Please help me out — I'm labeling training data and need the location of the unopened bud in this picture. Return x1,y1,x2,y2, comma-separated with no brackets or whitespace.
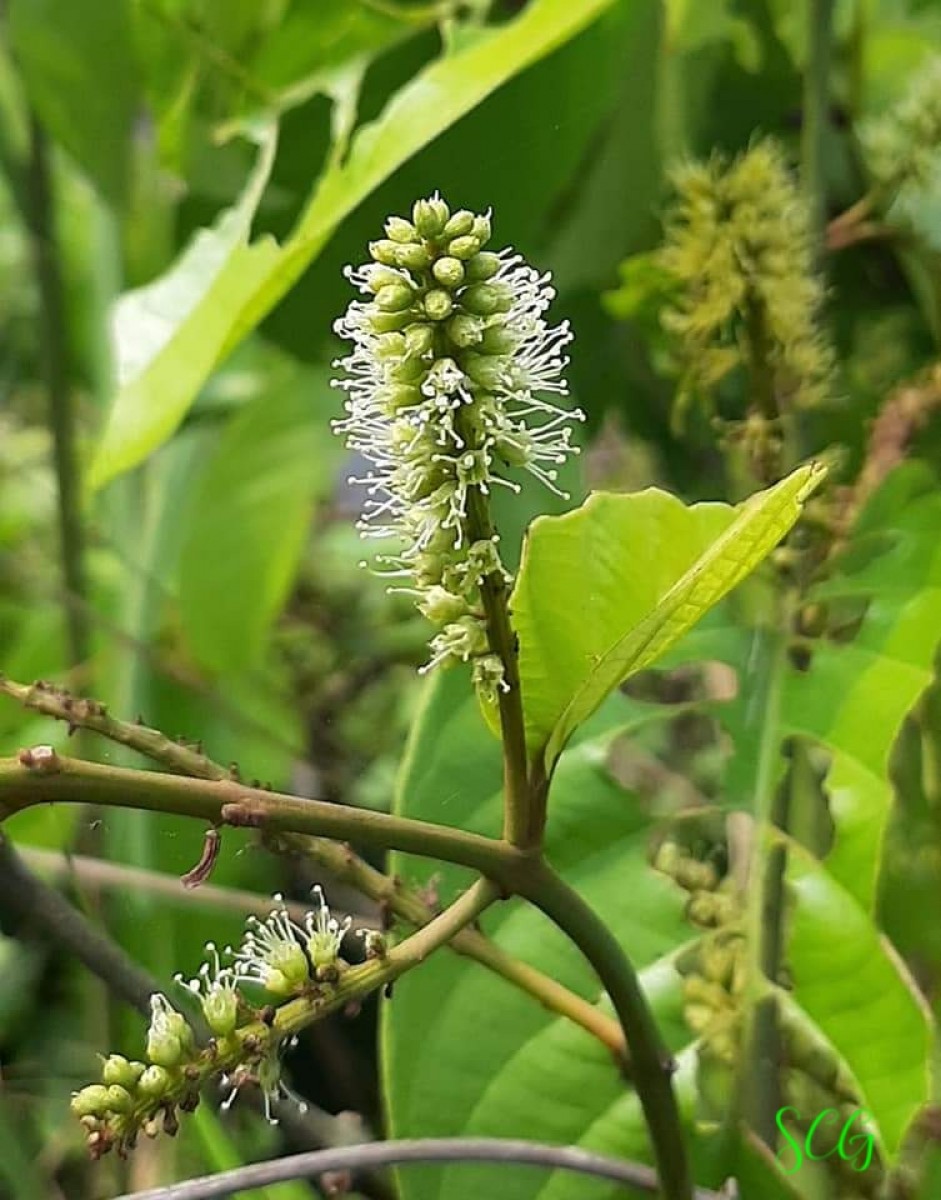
432,256,465,288
385,217,418,243
413,196,450,237
443,209,475,238
424,289,454,321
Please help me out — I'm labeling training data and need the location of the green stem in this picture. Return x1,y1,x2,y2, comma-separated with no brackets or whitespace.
802,0,836,256
272,831,627,1057
23,115,90,670
464,487,535,848
519,860,693,1200
0,753,522,884
737,622,790,1146
0,673,625,1055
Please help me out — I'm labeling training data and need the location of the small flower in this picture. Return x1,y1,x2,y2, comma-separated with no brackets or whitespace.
332,193,584,677
221,1043,309,1125
230,895,312,996
230,889,352,995
862,58,941,195
146,993,194,1068
306,884,352,974
175,942,240,1037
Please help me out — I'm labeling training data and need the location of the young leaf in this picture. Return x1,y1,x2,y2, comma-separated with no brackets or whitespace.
508,463,824,772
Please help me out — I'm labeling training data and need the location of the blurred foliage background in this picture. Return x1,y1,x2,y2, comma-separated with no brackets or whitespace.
1,1,941,1198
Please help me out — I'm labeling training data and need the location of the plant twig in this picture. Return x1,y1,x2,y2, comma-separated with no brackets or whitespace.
736,624,791,1146
271,831,627,1058
0,751,523,884
18,847,379,930
521,860,693,1200
111,1137,726,1200
463,486,535,848
22,116,89,669
802,0,835,255
0,676,237,781
0,675,626,1055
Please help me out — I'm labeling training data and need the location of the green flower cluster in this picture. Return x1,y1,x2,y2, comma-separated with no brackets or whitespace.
654,841,745,1067
656,140,834,417
333,194,583,699
862,57,941,195
70,891,355,1157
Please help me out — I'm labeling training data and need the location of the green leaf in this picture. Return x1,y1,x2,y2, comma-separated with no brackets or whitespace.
787,842,934,1159
782,473,941,908
8,0,138,208
89,124,280,489
89,0,620,488
508,464,823,771
177,359,340,674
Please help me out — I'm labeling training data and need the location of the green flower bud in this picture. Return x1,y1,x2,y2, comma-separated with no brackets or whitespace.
383,384,422,411
71,1084,112,1119
423,289,454,321
365,265,403,292
138,1065,172,1099
479,325,518,355
432,256,465,288
464,251,501,282
684,1002,715,1035
405,323,435,356
376,332,407,360
375,282,414,312
385,216,418,243
369,310,412,334
203,985,239,1038
369,239,401,266
495,428,533,467
101,1054,145,1089
146,995,193,1069
389,355,427,384
394,243,432,271
463,353,506,390
461,282,513,316
105,1085,133,1114
413,195,450,237
447,313,484,347
443,209,475,237
471,214,492,244
418,585,468,624
448,235,481,260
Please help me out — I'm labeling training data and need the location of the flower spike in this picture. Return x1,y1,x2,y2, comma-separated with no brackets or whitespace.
332,193,584,684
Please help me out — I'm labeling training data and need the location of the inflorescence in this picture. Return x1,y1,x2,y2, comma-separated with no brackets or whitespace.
332,194,584,699
70,888,359,1158
661,140,834,414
